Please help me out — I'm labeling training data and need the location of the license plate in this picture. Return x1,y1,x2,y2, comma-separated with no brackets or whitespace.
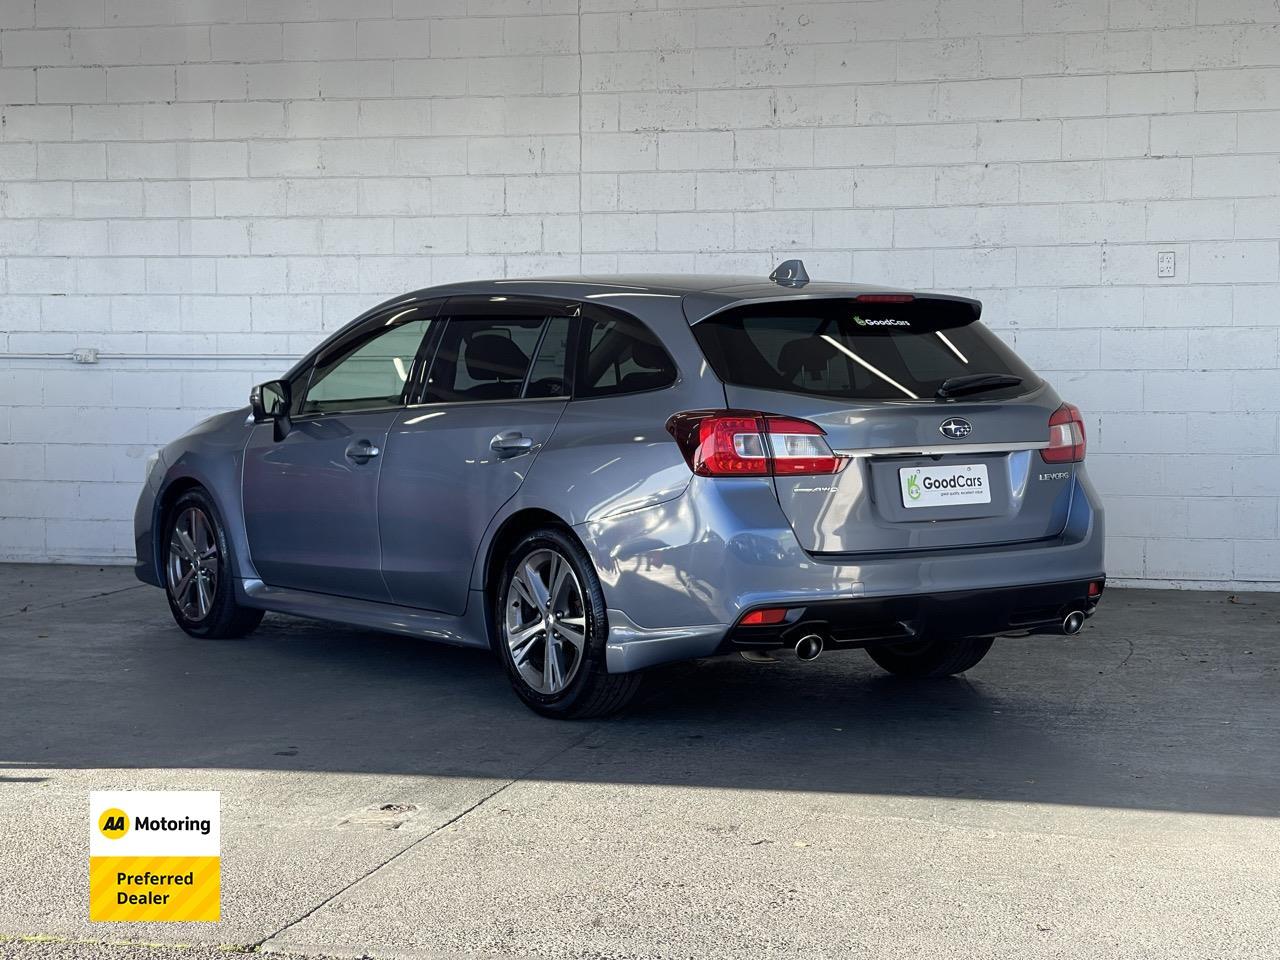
900,464,991,508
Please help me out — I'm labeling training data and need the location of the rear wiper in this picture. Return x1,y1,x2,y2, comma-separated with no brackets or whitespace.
936,373,1023,399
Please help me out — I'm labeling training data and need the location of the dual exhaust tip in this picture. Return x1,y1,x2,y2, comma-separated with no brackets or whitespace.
757,613,1082,666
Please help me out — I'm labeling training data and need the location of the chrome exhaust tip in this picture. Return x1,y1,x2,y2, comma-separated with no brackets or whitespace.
794,634,824,662
1061,610,1085,635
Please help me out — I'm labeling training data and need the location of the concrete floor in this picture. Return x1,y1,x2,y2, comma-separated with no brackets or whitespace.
0,563,1277,959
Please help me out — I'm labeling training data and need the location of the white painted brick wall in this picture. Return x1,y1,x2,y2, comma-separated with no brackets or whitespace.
1,0,1279,587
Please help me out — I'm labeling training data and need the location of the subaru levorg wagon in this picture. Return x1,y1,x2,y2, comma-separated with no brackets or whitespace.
134,261,1105,718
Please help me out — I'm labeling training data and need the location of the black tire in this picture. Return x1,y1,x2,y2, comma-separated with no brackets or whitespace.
865,635,994,678
162,488,263,640
492,526,641,719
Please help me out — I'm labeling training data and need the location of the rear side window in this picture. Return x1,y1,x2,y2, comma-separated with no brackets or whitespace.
423,317,546,403
526,316,571,399
576,314,677,398
693,299,1038,402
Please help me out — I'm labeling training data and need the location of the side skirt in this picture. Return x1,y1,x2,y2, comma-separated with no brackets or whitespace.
237,578,490,649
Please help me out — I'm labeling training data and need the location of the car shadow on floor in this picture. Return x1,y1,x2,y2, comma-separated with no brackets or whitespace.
2,573,1278,818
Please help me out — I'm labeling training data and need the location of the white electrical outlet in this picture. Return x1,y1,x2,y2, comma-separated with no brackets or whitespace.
1157,251,1176,278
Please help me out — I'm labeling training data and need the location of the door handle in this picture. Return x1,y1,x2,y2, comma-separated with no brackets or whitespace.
344,440,381,464
490,432,535,458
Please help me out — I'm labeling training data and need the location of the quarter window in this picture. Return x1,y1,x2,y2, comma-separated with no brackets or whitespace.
301,309,434,415
576,315,677,398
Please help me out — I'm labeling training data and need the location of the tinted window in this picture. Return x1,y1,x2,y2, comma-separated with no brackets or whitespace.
693,299,1038,402
526,316,571,399
301,310,434,414
423,317,545,403
576,314,677,398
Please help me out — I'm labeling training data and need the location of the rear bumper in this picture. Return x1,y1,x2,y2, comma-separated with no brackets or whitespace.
727,578,1104,654
581,469,1106,673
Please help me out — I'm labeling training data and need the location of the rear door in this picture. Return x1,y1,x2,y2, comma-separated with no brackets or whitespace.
377,296,576,613
693,296,1073,555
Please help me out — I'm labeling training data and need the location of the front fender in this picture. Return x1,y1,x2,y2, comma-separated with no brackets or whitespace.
134,409,259,588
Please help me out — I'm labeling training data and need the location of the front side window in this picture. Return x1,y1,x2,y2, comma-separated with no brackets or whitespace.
693,299,1038,402
576,314,677,398
301,308,435,415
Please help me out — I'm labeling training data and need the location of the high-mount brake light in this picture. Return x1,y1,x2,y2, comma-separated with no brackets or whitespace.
666,411,846,477
855,293,915,303
1042,402,1086,463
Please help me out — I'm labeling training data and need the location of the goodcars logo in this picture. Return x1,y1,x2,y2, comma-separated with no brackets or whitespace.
921,473,984,490
852,315,911,327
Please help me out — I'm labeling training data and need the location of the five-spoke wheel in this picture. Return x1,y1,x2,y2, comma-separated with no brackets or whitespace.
504,548,587,695
495,527,642,719
166,505,219,622
162,488,263,639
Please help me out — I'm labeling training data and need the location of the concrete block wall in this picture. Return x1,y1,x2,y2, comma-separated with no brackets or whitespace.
1,0,1278,587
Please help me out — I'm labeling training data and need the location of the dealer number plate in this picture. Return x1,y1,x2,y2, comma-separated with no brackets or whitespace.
900,463,991,508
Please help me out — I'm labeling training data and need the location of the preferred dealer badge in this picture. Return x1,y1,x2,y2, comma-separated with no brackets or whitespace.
89,791,220,922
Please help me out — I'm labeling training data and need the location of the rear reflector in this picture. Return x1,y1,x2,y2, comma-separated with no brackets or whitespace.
739,607,788,626
1088,581,1104,598
667,411,846,477
1042,402,1086,463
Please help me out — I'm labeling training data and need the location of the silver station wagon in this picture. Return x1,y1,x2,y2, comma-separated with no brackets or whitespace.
135,262,1105,718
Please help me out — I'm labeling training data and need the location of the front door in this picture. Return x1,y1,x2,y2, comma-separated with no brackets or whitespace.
378,297,576,613
242,301,440,601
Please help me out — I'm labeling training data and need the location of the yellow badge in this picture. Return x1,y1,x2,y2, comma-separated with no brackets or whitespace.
89,791,220,922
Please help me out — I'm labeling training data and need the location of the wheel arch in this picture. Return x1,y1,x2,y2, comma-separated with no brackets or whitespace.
477,507,586,648
481,507,578,596
151,475,245,584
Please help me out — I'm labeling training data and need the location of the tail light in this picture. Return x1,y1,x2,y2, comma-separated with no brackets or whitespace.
1042,403,1086,463
666,411,845,477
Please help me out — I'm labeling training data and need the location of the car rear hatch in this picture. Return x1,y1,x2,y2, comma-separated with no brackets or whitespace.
691,294,1077,556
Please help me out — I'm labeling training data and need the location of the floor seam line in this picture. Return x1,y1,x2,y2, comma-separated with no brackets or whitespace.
0,583,148,621
253,725,602,952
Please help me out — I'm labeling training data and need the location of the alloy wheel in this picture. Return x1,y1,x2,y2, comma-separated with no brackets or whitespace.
504,548,587,695
166,506,219,622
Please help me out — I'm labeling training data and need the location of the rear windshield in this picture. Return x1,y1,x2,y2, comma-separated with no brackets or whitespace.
693,298,1038,402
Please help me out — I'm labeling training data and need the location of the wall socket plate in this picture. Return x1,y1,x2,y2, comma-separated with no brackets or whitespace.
1157,251,1176,278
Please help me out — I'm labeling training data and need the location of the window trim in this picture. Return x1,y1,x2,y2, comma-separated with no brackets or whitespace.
290,299,445,421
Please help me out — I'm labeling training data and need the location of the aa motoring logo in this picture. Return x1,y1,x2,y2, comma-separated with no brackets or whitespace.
98,808,212,839
89,791,220,922
98,808,129,840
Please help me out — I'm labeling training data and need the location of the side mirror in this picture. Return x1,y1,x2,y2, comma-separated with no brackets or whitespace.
250,380,292,441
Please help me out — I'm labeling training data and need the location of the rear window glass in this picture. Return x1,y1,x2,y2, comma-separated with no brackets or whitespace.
693,299,1038,402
